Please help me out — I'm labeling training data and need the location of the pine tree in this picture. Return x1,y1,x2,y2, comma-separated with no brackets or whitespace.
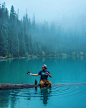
32,13,35,30
23,14,29,54
9,5,19,57
18,20,25,56
0,2,9,56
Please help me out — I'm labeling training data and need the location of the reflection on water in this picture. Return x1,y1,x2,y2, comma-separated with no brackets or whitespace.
0,84,86,108
40,87,51,105
0,57,86,84
0,57,86,108
0,90,9,108
0,87,52,107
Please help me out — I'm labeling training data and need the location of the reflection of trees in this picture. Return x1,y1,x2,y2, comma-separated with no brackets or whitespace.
0,87,51,107
40,87,52,105
0,89,20,108
26,87,52,106
10,90,19,108
0,90,9,108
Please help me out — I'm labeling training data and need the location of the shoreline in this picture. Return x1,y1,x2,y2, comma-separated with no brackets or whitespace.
0,57,27,61
0,55,85,61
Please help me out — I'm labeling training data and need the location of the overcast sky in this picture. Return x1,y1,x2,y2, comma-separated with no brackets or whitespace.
0,0,86,22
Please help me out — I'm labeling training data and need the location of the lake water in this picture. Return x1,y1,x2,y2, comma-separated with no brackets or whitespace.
0,57,86,108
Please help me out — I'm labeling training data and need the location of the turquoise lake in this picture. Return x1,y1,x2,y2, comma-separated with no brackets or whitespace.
0,57,86,108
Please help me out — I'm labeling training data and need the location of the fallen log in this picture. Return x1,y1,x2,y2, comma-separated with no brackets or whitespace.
0,81,86,90
0,83,39,90
0,79,39,90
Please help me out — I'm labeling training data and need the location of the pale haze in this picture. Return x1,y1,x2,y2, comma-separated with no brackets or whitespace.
0,0,86,22
0,0,86,59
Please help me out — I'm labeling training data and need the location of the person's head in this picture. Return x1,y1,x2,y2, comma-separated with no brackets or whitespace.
42,64,47,71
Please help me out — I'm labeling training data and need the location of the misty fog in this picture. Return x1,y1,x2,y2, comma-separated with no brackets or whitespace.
0,1,86,57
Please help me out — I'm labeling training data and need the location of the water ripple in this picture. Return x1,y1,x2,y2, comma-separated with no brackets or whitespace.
8,84,86,99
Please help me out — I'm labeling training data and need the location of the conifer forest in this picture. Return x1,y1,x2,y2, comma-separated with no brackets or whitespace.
0,2,86,57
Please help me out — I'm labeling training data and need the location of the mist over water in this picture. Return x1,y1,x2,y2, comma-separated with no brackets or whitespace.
0,1,86,108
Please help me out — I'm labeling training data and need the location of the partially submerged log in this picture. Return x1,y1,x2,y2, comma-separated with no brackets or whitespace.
52,82,86,87
0,83,39,90
0,79,39,90
0,82,86,90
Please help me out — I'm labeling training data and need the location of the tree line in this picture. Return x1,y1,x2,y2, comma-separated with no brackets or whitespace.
0,3,57,57
0,3,34,57
0,2,86,57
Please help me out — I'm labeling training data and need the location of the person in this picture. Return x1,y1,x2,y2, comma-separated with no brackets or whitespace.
29,64,52,88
